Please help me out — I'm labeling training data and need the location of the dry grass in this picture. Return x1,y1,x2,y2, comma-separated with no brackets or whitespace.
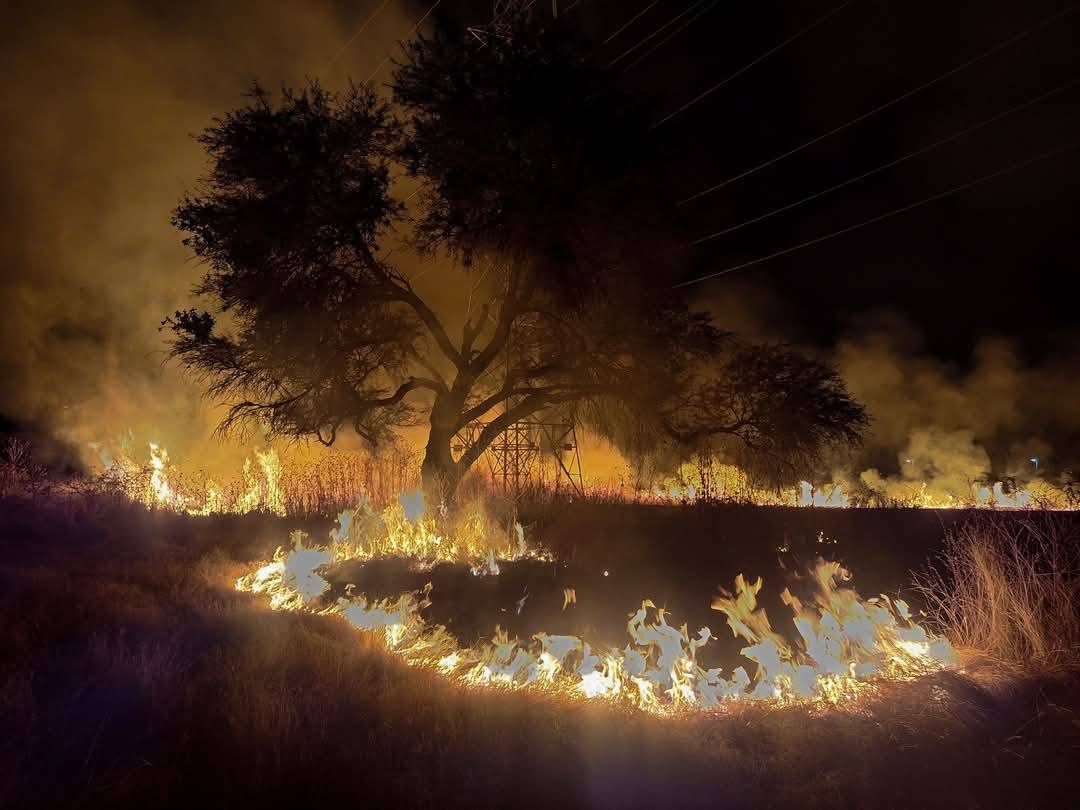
2,499,1080,808
280,447,419,515
916,515,1080,681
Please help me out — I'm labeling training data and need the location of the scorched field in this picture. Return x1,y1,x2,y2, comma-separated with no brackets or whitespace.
3,487,1079,809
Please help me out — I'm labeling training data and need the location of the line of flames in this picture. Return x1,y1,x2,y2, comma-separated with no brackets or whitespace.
234,497,955,714
105,442,287,516
111,443,1072,517
648,462,1073,509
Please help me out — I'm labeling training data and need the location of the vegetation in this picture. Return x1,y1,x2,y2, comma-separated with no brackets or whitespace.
916,516,1080,680
2,495,1079,808
167,21,866,502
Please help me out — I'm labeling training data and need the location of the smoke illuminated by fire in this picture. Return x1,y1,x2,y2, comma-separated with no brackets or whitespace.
107,442,1076,517
644,459,1074,510
235,499,955,714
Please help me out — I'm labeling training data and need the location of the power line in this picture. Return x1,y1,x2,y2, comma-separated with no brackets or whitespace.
364,0,443,84
606,0,711,69
603,0,660,45
468,1,550,48
692,73,1080,245
678,1,1080,205
653,0,856,129
490,0,542,33
674,136,1080,288
326,0,395,71
504,0,542,23
622,0,720,73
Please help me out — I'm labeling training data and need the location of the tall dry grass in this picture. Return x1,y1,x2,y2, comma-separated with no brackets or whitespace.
915,515,1080,677
280,448,420,515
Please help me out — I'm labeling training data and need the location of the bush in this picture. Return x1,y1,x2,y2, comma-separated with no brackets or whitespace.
915,515,1080,677
0,438,52,498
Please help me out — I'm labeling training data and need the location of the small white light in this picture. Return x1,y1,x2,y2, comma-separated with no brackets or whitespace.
603,570,609,577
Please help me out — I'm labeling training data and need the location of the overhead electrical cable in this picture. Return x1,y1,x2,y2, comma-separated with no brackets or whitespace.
364,0,443,83
490,0,542,31
652,0,857,128
603,0,661,45
692,73,1080,245
677,1,1080,205
622,0,721,72
326,0,395,71
673,137,1080,288
606,0,711,68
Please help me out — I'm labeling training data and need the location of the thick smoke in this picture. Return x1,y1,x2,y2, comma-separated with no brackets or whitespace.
835,312,1079,493
700,279,1079,491
2,2,1075,489
0,1,416,471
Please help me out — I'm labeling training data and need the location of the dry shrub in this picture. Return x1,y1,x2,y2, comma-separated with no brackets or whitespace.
915,515,1080,676
0,438,53,498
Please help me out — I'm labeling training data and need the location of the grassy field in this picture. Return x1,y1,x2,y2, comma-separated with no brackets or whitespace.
2,497,1079,808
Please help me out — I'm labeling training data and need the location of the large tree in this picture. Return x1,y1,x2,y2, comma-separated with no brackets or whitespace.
168,20,866,501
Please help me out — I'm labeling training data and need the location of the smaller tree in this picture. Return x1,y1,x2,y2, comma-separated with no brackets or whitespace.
659,342,869,484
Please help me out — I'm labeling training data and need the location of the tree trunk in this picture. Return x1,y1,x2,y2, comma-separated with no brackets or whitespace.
420,430,461,506
420,394,464,506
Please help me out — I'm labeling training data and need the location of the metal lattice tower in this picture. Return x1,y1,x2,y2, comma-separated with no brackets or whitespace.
488,420,540,495
454,0,582,498
468,1,560,44
490,309,584,497
536,418,584,496
453,415,584,498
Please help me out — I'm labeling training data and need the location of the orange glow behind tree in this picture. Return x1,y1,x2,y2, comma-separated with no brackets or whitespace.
166,21,866,504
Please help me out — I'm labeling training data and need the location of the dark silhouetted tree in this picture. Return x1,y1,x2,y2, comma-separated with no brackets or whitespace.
168,21,866,501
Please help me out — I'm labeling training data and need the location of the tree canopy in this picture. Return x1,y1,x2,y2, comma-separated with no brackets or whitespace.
168,20,866,499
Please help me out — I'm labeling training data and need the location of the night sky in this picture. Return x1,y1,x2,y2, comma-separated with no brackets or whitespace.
1,0,1078,472
438,0,1080,363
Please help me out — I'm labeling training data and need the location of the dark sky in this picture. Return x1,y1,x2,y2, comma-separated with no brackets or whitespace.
439,0,1080,477
1,0,1077,475
431,0,1080,363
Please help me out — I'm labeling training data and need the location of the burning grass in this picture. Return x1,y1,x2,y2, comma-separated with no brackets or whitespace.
14,437,1072,520
96,442,420,517
236,499,956,713
2,496,1079,807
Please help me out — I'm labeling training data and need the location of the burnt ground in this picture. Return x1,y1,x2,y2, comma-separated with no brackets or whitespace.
3,496,1080,809
324,504,1032,672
